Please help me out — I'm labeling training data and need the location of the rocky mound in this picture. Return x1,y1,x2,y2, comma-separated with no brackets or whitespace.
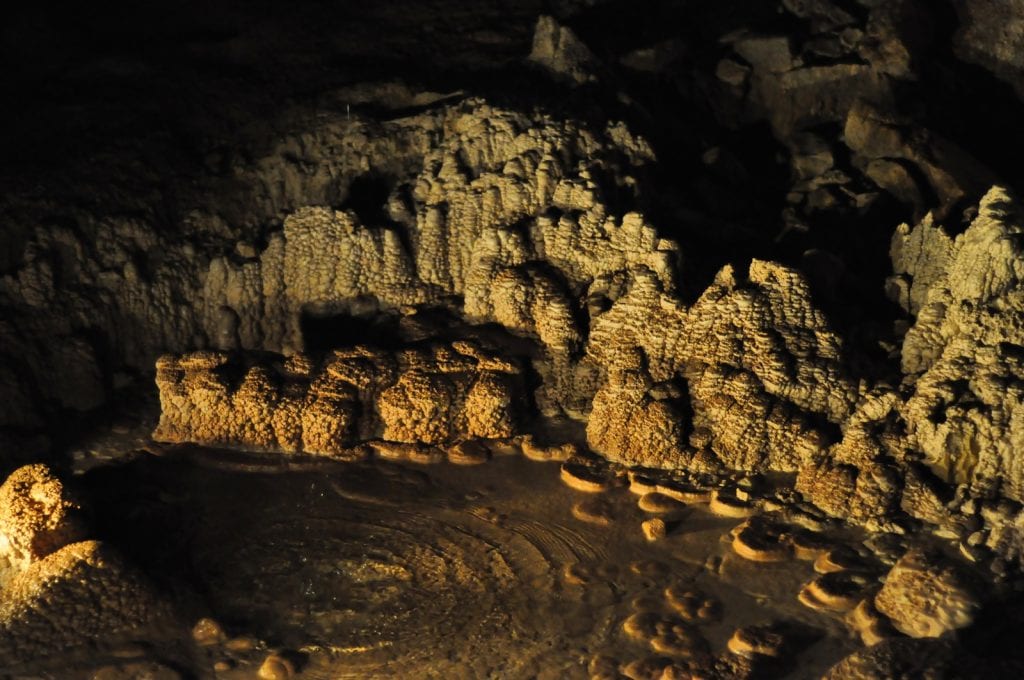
0,465,177,671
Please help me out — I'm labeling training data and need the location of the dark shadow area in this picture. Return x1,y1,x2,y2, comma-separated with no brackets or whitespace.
300,305,405,352
908,0,1024,200
339,174,394,226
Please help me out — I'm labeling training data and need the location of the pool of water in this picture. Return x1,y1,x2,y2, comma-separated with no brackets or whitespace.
80,448,858,678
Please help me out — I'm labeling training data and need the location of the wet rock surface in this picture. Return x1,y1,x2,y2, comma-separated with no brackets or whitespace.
74,448,866,678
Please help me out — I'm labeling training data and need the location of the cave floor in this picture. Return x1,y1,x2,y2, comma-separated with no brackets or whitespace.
78,444,862,679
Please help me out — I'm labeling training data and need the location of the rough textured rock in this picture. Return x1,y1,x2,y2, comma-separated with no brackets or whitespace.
0,98,668,444
527,15,599,85
823,637,956,680
954,0,1024,100
7,2,1024,674
0,540,174,667
200,101,667,417
585,355,691,469
679,261,857,472
887,213,956,315
796,388,907,530
585,258,857,472
584,270,691,467
0,464,88,573
874,547,981,638
153,342,524,453
898,187,1024,501
796,456,902,532
0,466,175,670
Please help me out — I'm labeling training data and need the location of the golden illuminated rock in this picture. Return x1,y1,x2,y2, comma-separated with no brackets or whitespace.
798,572,868,613
586,360,691,469
587,259,856,472
791,386,905,529
708,490,756,518
0,466,175,667
896,187,1024,502
637,492,685,515
641,518,667,541
680,260,857,472
731,516,792,563
153,341,524,454
191,617,226,646
200,101,667,420
5,5,1024,675
0,540,173,665
0,464,87,573
873,547,980,638
519,436,576,462
559,460,611,493
845,599,894,647
795,456,902,532
258,653,296,680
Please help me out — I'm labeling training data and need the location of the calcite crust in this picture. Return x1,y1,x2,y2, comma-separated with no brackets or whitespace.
0,466,174,668
153,342,524,454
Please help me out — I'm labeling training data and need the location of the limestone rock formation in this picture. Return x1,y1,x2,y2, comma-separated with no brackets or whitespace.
795,388,908,530
954,0,1024,100
874,547,981,638
585,258,857,472
0,464,88,574
0,98,669,447
823,638,956,680
0,540,174,667
527,15,599,85
6,3,1024,673
678,260,857,472
153,342,524,454
583,270,691,468
585,355,691,469
887,213,956,316
199,101,668,417
897,187,1024,501
0,465,175,670
795,456,902,532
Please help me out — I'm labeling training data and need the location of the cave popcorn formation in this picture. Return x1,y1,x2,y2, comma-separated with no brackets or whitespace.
4,0,1024,676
